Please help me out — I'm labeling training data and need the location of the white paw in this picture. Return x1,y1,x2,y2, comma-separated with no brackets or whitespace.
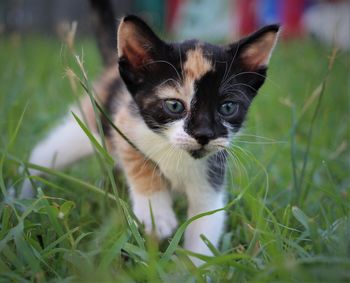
132,190,178,239
134,202,178,239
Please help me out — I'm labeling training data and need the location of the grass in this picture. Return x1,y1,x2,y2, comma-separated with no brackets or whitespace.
0,33,349,282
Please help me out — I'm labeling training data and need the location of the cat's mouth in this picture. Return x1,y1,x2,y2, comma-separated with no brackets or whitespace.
188,148,210,159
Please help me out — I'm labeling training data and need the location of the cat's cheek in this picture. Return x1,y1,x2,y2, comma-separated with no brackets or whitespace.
207,137,231,152
165,120,183,145
165,119,198,151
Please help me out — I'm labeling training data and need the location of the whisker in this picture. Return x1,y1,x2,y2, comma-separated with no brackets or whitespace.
222,42,240,84
157,78,182,90
234,140,287,145
149,144,174,185
135,142,169,184
226,148,249,185
220,60,229,85
227,71,282,90
176,145,183,174
228,144,270,201
236,133,281,141
178,45,185,82
219,88,251,104
222,150,236,188
143,60,182,82
221,71,268,89
230,83,259,93
218,145,249,184
219,69,283,102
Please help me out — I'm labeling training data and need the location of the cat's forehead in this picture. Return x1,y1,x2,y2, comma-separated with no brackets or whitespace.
182,45,213,82
154,42,226,104
177,41,231,79
179,40,224,57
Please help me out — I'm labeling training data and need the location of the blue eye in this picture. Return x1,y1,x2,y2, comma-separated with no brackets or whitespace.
164,99,185,114
218,101,239,116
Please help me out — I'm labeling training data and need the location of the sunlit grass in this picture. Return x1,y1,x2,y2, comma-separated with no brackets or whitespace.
0,34,349,282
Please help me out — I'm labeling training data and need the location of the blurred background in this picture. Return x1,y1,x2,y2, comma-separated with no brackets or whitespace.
1,0,349,48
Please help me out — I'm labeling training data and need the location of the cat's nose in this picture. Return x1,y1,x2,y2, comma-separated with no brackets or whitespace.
192,128,215,145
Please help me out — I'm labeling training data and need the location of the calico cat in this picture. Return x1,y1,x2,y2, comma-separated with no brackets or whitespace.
20,8,279,265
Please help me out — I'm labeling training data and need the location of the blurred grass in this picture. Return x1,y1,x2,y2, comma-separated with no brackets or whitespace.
0,34,349,282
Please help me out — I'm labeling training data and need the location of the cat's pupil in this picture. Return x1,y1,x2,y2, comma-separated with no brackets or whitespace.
219,102,238,116
165,100,185,114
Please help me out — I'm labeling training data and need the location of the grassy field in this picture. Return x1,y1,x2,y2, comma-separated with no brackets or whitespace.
0,34,349,282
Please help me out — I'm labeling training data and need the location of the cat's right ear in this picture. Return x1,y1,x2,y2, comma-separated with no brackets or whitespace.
117,15,164,70
232,24,280,71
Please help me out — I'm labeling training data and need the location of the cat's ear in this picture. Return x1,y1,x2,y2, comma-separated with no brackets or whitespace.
233,24,280,70
117,15,165,69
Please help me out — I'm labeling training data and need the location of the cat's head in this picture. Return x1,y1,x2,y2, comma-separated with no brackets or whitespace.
117,15,279,159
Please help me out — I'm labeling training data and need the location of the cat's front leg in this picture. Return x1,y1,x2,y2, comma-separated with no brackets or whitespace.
117,142,177,239
130,188,177,239
184,186,226,265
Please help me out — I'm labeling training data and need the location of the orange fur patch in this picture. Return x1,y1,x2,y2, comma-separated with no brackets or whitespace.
181,47,213,100
155,85,185,101
118,141,168,195
184,47,213,81
112,97,168,195
154,47,213,107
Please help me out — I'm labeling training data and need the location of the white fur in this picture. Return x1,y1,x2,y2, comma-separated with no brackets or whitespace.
130,189,177,239
20,111,97,198
124,116,227,263
129,119,203,190
167,120,200,152
185,188,225,265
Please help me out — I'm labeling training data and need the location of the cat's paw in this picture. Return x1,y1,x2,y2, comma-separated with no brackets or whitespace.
132,192,178,239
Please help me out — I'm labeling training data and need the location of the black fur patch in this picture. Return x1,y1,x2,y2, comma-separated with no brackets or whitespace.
207,150,228,190
89,0,117,67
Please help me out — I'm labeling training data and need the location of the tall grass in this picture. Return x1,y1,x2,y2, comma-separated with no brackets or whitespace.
0,34,349,282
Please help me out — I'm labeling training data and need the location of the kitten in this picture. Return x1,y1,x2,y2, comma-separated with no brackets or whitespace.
20,14,279,265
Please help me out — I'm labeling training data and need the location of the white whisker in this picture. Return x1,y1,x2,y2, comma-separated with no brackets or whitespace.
143,60,182,82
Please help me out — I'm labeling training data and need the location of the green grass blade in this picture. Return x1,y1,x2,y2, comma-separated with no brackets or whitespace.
120,201,145,250
72,112,114,165
160,207,225,264
292,206,310,232
97,231,130,271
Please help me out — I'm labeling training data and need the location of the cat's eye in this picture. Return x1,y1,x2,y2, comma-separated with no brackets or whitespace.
164,99,185,115
218,101,239,116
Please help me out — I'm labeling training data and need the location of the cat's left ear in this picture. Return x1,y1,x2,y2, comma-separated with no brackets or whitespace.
117,15,165,69
234,24,280,70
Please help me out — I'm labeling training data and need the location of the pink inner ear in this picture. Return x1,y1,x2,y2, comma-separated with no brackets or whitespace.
118,21,151,69
241,32,277,70
123,40,150,69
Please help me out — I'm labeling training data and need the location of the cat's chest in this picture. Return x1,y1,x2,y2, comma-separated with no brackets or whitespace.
153,147,207,190
114,104,210,190
133,126,208,190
